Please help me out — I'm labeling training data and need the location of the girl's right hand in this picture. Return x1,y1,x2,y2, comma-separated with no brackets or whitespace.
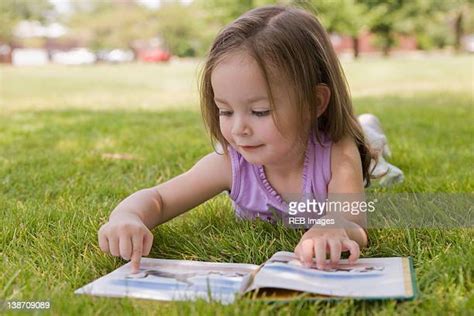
98,214,154,273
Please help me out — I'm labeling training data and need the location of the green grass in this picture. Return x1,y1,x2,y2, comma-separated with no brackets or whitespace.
1,55,473,315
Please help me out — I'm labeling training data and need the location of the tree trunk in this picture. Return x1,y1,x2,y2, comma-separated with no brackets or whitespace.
454,11,463,53
352,36,359,59
382,32,394,57
382,44,390,57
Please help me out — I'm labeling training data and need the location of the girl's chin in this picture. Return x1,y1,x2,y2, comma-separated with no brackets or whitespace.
239,153,265,165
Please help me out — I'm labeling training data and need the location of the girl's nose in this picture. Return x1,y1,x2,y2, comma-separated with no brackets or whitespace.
231,116,250,136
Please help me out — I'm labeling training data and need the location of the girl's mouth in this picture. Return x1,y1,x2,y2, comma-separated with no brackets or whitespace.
240,144,264,151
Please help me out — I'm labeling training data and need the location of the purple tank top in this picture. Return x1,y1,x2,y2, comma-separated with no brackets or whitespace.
227,131,332,221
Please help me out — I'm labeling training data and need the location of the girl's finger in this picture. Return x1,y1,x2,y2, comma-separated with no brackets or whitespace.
342,240,360,263
314,238,327,269
300,239,314,266
119,236,132,260
143,231,153,256
98,232,110,254
109,235,120,257
328,239,341,265
130,234,144,273
294,243,301,257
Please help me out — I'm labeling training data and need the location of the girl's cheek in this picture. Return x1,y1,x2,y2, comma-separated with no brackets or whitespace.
219,121,232,142
219,118,226,132
261,117,280,136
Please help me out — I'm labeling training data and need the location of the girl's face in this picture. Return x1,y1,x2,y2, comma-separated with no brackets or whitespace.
211,52,306,166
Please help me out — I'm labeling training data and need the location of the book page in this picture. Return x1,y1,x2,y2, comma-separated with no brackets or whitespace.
248,251,413,299
75,257,259,304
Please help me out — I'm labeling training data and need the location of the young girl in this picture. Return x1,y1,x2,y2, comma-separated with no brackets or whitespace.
99,5,374,273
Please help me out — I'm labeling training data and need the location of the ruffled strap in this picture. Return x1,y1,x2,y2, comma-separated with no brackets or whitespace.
256,165,285,205
301,134,314,194
256,134,314,206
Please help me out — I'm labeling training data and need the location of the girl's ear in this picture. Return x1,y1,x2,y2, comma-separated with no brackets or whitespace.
315,84,331,117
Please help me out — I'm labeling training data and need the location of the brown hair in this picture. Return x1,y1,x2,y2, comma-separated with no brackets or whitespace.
199,5,373,186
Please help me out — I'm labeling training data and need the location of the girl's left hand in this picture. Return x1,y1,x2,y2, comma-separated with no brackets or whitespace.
294,226,360,269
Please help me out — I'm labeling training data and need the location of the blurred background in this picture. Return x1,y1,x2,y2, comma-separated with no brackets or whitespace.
0,0,473,66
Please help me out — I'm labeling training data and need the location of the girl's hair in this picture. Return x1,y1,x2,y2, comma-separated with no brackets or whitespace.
200,5,373,186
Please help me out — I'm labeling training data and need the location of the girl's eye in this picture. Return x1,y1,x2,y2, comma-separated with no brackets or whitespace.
252,110,270,117
218,110,232,116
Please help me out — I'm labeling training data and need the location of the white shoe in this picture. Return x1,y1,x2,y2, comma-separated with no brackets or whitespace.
358,114,404,187
379,163,404,187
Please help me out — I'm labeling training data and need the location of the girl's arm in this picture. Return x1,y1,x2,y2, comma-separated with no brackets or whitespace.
98,152,232,272
294,136,368,269
327,135,368,246
136,151,232,227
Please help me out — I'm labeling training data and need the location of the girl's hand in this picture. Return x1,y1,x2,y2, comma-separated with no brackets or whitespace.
294,226,360,269
98,214,154,273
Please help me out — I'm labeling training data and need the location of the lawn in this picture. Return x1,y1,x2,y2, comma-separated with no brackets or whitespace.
1,55,473,315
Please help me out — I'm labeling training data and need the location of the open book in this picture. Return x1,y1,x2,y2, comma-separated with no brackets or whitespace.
75,251,417,304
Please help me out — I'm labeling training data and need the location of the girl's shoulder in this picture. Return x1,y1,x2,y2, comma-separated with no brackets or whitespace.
190,150,232,193
213,150,233,191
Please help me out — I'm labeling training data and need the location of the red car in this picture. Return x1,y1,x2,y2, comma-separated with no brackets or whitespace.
137,48,171,62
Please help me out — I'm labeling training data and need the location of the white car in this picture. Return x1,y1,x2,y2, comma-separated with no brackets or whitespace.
107,49,134,63
96,49,135,63
52,48,96,65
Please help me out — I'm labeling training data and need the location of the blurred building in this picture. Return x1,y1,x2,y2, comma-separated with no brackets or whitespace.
330,31,418,57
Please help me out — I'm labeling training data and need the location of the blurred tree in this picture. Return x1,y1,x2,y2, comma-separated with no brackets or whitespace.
356,0,408,56
387,0,474,51
197,0,255,24
68,0,216,57
357,0,474,55
380,0,445,50
294,0,376,59
68,1,159,51
197,0,291,25
191,0,293,56
443,0,474,52
169,0,474,56
153,2,216,57
0,0,53,43
62,0,474,57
